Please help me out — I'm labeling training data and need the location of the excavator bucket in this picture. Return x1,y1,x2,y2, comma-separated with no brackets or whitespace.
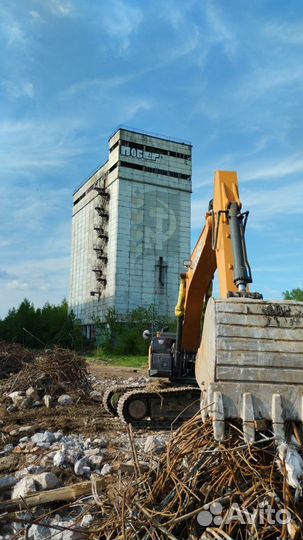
196,298,303,442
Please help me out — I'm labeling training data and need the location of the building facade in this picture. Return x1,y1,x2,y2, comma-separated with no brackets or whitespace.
69,128,192,336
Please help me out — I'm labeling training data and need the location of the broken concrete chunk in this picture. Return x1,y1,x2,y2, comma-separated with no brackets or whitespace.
100,463,112,476
18,425,33,434
80,513,94,527
31,431,56,446
8,391,23,404
3,444,14,454
32,472,60,490
43,395,52,408
88,455,104,468
12,477,36,499
84,447,100,457
74,456,90,476
26,387,39,401
28,523,53,540
144,435,166,454
89,390,102,402
57,394,73,406
92,437,107,448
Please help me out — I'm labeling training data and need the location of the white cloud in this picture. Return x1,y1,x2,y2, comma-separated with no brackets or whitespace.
47,0,72,17
204,1,237,58
1,80,35,100
102,0,143,53
29,10,44,23
8,280,30,290
0,118,90,176
263,21,303,45
242,181,302,226
240,154,302,182
191,180,302,232
0,6,26,47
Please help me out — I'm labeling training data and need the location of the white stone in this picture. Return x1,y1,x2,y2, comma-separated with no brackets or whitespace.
18,425,33,434
53,450,66,467
92,437,107,448
8,391,23,404
74,456,90,476
89,390,102,402
26,387,39,400
31,431,56,446
144,435,166,454
32,472,60,490
80,513,94,527
28,523,52,540
3,444,14,454
12,477,36,499
57,394,73,406
43,394,52,408
88,455,104,468
84,448,100,457
100,463,112,476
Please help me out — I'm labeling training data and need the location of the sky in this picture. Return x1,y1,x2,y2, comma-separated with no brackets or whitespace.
0,0,302,317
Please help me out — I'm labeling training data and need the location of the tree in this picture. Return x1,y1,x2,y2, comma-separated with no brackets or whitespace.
95,305,174,355
282,288,303,301
0,298,84,350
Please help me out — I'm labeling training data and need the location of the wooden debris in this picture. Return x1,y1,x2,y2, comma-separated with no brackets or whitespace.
0,478,104,513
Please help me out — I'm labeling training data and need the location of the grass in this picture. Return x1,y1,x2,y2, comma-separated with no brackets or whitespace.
87,352,148,368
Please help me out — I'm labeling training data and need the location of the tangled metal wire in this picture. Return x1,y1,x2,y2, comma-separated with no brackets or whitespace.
0,341,33,379
92,414,303,540
3,347,91,398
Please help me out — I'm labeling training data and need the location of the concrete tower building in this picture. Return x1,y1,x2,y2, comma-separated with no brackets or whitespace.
69,128,192,337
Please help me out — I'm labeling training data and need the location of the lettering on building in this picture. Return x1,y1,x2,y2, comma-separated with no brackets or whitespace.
121,145,160,161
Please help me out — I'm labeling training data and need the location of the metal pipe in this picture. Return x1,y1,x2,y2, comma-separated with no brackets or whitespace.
228,203,252,292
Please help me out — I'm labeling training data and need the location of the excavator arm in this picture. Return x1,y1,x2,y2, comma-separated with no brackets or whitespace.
176,170,252,353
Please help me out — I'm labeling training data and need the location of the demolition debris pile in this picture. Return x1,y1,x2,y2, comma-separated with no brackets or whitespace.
2,347,91,401
0,341,33,379
93,415,303,540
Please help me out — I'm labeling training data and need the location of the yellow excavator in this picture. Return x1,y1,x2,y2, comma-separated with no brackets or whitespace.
104,171,303,439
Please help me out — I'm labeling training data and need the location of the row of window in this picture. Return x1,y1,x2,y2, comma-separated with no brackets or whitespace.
110,139,191,160
120,160,191,180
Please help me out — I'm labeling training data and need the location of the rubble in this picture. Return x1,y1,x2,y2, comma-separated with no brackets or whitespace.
90,415,303,539
1,347,301,538
0,341,33,379
57,394,74,406
2,347,91,400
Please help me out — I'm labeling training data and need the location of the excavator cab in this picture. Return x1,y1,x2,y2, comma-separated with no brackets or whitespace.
148,331,175,378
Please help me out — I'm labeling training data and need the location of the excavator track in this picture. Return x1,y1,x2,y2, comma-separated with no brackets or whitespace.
102,384,146,416
117,386,200,429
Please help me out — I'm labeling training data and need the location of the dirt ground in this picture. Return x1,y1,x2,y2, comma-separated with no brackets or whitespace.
89,361,146,380
0,362,147,457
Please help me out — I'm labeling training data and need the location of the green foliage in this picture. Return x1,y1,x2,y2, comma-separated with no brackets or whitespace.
95,305,175,356
0,298,84,350
88,353,147,368
282,288,303,301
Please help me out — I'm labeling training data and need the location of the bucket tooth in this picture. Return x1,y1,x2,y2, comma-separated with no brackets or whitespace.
213,391,225,442
242,393,255,444
272,393,285,443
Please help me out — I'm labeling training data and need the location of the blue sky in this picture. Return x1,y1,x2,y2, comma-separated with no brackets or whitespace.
0,0,302,317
